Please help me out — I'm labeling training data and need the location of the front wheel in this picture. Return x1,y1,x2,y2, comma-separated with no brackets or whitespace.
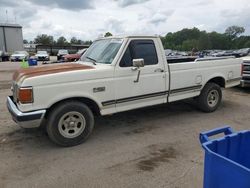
197,83,222,112
46,101,94,146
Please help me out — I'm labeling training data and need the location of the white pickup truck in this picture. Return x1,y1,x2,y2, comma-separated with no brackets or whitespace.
7,36,242,146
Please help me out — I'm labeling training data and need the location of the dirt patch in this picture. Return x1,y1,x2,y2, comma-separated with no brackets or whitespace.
229,87,250,96
0,70,15,73
0,129,45,148
124,126,157,135
0,81,11,90
107,144,178,173
136,145,177,172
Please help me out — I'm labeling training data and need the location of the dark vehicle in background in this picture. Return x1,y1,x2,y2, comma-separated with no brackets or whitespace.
0,51,9,62
233,48,250,58
63,49,87,62
35,51,50,61
57,49,69,61
10,51,29,62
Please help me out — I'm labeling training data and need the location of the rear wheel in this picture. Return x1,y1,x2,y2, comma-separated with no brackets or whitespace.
198,83,222,112
46,101,94,147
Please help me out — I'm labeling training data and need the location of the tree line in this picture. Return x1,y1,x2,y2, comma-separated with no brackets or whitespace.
24,26,250,50
161,26,250,51
23,35,93,46
23,32,113,46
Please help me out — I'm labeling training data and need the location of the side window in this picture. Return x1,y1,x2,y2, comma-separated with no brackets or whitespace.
119,40,158,67
120,46,132,67
132,40,158,65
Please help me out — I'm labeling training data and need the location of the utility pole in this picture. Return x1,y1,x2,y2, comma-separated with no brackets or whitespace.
6,10,8,23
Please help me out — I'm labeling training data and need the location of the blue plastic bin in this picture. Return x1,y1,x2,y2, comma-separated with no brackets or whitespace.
200,126,250,188
28,59,37,66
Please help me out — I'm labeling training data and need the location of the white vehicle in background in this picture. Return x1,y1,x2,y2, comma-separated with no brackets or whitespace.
7,35,242,146
35,51,50,61
10,51,29,62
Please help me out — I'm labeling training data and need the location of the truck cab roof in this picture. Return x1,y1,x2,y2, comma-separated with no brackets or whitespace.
99,35,160,40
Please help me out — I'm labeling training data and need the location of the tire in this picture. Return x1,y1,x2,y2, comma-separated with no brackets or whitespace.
46,101,94,147
197,83,222,112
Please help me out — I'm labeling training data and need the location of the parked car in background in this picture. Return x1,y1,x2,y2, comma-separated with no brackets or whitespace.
0,51,10,62
57,49,69,61
10,51,29,62
63,49,87,62
35,51,50,61
233,48,250,58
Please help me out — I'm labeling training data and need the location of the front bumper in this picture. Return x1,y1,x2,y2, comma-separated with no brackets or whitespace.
240,80,250,87
11,57,26,61
7,96,46,128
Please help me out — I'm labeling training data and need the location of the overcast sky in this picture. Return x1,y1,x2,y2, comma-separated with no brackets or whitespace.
0,0,249,41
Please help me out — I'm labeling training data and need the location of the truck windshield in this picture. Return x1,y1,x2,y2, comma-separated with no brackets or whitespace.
81,38,123,64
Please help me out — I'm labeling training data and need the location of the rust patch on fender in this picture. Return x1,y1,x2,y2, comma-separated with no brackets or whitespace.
13,63,94,82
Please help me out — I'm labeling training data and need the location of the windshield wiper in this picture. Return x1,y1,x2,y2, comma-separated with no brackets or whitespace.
86,56,97,65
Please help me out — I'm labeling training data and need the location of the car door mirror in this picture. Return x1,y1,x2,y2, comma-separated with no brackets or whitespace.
133,59,144,68
132,59,144,83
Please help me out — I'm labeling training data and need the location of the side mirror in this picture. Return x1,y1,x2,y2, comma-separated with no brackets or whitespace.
133,58,144,68
132,59,144,83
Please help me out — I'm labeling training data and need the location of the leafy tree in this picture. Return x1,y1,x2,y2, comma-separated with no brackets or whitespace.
208,32,231,49
57,36,68,46
23,39,28,44
83,40,93,45
161,26,247,50
197,32,212,50
243,41,250,48
233,36,250,49
70,37,79,44
225,26,245,40
34,34,54,45
182,39,198,51
104,32,113,37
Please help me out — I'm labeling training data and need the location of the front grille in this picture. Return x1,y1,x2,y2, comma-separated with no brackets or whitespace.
243,77,250,81
243,61,250,75
38,57,47,60
243,65,250,71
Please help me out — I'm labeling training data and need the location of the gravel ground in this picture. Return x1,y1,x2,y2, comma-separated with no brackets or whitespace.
0,62,249,188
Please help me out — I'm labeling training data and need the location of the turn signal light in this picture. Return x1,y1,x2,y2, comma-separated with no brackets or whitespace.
18,87,33,104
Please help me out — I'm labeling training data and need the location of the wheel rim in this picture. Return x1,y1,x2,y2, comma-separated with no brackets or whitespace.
207,90,219,108
58,111,86,138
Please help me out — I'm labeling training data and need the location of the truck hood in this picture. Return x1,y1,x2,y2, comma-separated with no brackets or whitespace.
13,63,94,83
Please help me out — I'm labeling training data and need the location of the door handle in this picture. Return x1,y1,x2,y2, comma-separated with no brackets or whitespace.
154,68,164,72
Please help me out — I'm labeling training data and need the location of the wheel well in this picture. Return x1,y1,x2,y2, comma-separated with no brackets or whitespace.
45,97,101,118
207,77,225,88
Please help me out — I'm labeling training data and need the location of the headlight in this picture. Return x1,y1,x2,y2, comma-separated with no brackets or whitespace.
17,87,33,104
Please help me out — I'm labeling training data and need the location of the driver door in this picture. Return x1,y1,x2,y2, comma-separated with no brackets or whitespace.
113,39,167,113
